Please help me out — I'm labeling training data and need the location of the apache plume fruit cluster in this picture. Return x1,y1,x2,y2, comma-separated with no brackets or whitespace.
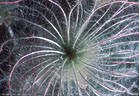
0,0,139,96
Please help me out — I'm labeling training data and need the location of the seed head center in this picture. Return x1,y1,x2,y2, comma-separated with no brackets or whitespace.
62,44,77,60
